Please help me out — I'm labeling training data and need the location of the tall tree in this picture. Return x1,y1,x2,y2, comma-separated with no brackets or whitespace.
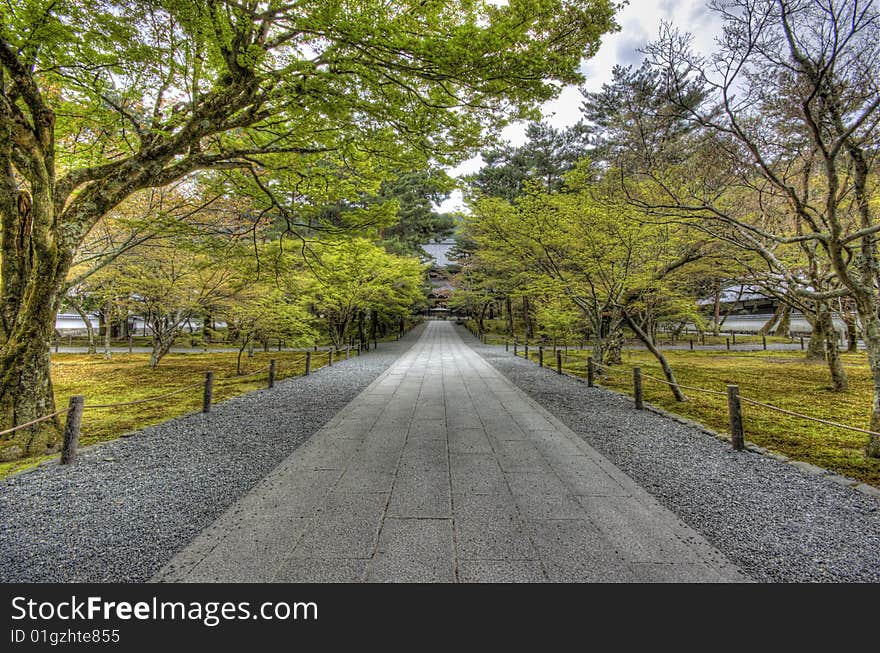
0,0,618,455
623,0,880,450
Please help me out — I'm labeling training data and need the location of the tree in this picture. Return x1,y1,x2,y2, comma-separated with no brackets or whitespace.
623,0,880,448
468,121,591,201
299,238,425,349
465,166,703,400
226,287,314,374
0,0,619,455
108,244,237,368
377,170,457,257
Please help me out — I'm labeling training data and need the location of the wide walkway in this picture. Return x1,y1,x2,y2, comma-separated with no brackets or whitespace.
155,321,744,582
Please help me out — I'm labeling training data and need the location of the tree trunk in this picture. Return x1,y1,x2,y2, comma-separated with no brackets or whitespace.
0,189,72,458
104,300,112,360
806,310,827,360
149,332,175,368
624,310,686,402
522,296,534,339
712,284,721,336
758,303,782,335
772,302,791,337
604,323,623,365
67,297,96,354
815,308,846,391
842,310,859,352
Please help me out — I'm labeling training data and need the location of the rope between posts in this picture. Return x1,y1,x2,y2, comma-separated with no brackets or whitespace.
639,373,728,397
738,396,880,438
86,381,205,409
596,362,880,439
0,409,69,437
211,366,271,387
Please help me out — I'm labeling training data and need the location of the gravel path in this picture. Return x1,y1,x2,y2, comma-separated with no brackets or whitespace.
0,328,422,582
467,330,880,583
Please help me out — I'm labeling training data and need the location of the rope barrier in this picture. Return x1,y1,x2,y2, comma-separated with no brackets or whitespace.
0,409,69,437
639,372,728,397
594,362,880,439
738,396,880,438
86,382,205,409
211,366,271,387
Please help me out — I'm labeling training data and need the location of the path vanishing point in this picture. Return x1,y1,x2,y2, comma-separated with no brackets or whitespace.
155,321,745,582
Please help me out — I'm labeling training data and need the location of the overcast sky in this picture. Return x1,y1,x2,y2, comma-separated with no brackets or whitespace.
438,0,722,212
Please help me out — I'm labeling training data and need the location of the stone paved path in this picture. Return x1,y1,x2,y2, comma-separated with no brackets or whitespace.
155,321,745,582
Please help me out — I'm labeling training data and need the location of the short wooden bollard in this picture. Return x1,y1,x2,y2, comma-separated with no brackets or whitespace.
505,341,509,352
800,336,804,350
727,384,745,450
689,338,694,350
726,337,730,350
762,334,767,350
513,341,518,356
538,346,544,368
328,349,334,366
524,344,529,360
60,395,84,465
54,340,59,353
556,349,562,374
732,333,737,345
587,356,595,387
633,367,643,410
202,371,214,413
268,359,276,388
305,351,312,375
346,347,350,359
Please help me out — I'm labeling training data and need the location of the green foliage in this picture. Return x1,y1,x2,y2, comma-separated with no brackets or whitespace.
298,238,426,346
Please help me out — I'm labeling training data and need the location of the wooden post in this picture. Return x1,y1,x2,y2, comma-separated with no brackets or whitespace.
505,340,509,352
689,338,694,350
60,395,84,465
633,367,643,410
701,332,705,345
726,337,730,350
732,333,736,345
128,335,133,353
524,343,529,361
202,371,214,413
762,334,767,350
538,346,544,368
587,356,595,387
328,349,334,366
556,349,562,374
305,351,312,375
278,339,282,352
346,346,350,360
727,384,745,450
54,339,59,353
268,359,276,388
800,336,804,350
513,341,518,356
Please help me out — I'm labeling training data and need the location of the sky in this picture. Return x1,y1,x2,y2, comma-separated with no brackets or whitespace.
438,0,723,213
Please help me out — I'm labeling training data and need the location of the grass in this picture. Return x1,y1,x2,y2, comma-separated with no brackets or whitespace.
0,349,340,479
516,346,880,487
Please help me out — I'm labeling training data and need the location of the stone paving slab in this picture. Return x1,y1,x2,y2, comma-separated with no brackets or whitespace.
154,321,747,583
